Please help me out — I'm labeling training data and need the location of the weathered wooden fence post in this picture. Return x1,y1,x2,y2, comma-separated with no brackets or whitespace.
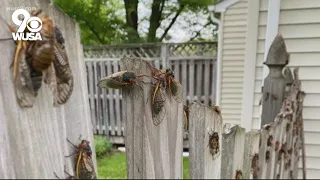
242,131,260,179
261,34,290,127
220,124,246,179
188,102,223,179
120,57,183,179
0,1,95,178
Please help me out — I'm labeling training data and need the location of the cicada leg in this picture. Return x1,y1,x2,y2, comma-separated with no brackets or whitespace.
78,134,82,141
135,73,153,86
65,138,80,157
152,81,162,104
66,138,78,148
64,165,73,177
53,172,61,179
65,152,78,158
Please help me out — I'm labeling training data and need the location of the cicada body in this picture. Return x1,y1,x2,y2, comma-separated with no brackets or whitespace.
151,78,167,126
28,9,55,72
208,131,220,160
98,70,145,89
54,165,78,179
183,105,189,132
66,138,97,179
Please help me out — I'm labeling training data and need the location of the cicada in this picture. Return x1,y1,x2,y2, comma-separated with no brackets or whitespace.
97,70,146,90
66,137,97,179
150,74,167,126
183,105,189,132
4,9,73,107
208,131,220,160
54,165,78,179
147,62,183,103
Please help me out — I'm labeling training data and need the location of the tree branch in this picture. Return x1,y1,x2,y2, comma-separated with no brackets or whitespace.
159,4,185,41
160,0,165,16
82,18,105,44
188,22,211,42
124,0,140,42
147,0,165,42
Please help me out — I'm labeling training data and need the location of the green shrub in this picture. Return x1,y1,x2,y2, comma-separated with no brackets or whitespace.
94,136,113,158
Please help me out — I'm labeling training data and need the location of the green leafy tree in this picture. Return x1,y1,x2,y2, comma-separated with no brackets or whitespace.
54,0,126,45
54,0,220,45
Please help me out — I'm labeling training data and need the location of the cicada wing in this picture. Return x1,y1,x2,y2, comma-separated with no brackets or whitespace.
46,41,73,105
13,41,38,108
83,157,94,172
77,153,97,179
54,26,65,45
151,85,166,126
44,64,59,106
44,26,73,105
169,79,183,103
98,71,128,89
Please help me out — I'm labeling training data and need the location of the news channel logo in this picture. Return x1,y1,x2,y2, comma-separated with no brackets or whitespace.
11,9,42,41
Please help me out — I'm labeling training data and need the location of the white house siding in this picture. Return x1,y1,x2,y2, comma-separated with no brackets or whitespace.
220,0,248,125
251,0,320,178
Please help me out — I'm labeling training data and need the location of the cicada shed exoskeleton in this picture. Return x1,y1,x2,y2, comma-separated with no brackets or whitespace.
208,131,220,160
54,165,78,179
66,137,97,179
3,9,73,108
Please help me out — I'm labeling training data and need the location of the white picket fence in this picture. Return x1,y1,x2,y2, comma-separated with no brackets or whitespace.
83,42,217,142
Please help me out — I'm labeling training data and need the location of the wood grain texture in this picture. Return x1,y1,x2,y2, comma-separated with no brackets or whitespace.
220,124,246,179
188,102,223,179
121,57,183,179
242,130,260,179
0,0,95,178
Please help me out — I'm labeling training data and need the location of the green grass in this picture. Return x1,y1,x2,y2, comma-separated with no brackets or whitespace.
97,151,190,179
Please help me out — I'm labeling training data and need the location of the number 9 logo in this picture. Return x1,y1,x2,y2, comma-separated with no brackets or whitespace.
12,9,42,33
